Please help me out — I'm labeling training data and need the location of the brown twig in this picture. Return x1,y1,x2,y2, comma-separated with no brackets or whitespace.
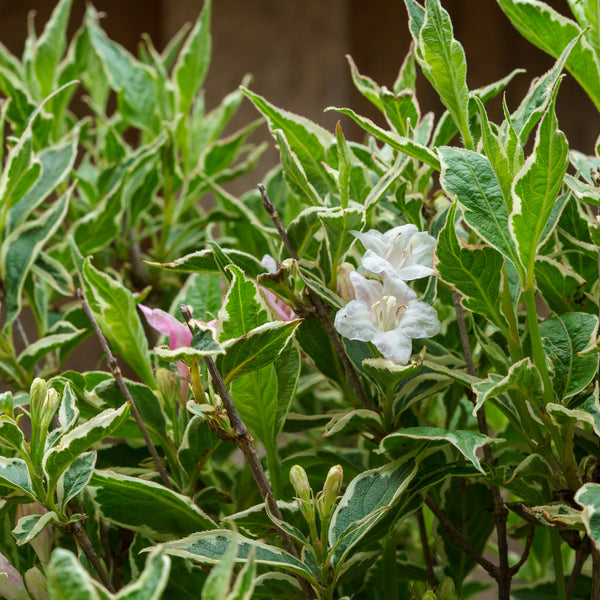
425,495,498,578
179,306,316,599
258,183,374,411
76,288,172,489
69,518,116,592
417,507,437,588
451,289,512,599
509,526,535,576
566,536,590,600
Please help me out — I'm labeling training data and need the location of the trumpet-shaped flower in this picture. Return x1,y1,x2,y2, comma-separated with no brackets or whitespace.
0,552,26,600
139,305,217,381
352,224,435,281
334,272,440,364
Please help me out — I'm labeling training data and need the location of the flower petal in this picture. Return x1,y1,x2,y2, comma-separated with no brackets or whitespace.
139,305,192,350
334,301,378,342
349,271,383,307
401,301,441,339
372,329,413,364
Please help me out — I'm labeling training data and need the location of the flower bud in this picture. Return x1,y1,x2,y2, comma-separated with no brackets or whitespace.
29,378,48,425
42,389,60,427
0,552,25,600
319,465,343,518
337,262,356,302
289,465,312,503
24,566,48,600
437,577,458,600
422,592,437,600
0,391,13,417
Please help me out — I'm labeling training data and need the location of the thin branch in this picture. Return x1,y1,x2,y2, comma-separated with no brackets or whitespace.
179,306,316,599
566,536,590,600
77,288,172,489
67,518,116,593
417,507,437,588
509,526,535,576
258,183,375,412
425,495,498,578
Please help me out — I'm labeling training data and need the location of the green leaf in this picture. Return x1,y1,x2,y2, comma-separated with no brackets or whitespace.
318,206,365,287
498,0,600,112
174,0,211,114
56,451,96,511
156,322,224,363
148,247,266,279
1,190,69,325
323,409,383,439
0,457,34,497
345,54,383,111
200,534,238,600
159,529,317,582
329,459,418,566
18,322,85,371
81,257,155,388
218,320,301,384
438,146,520,270
242,86,335,196
435,202,507,330
43,404,130,485
381,88,419,138
325,106,441,170
7,133,78,231
575,483,600,549
33,0,73,97
88,469,216,541
116,548,171,600
507,34,581,143
47,548,101,600
540,313,599,401
535,257,586,315
472,358,543,415
273,128,322,206
219,265,269,341
86,9,157,131
510,84,569,276
380,427,497,473
416,0,472,147
0,416,25,452
362,357,423,400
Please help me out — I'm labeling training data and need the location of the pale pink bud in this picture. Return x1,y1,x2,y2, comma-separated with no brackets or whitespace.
0,552,26,600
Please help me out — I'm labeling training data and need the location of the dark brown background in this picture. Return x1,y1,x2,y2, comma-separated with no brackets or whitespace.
0,0,598,187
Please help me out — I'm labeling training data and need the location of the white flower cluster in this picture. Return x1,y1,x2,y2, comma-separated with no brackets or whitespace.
334,224,440,364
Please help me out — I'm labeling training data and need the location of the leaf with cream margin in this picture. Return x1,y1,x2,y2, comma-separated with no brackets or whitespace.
379,427,498,474
575,483,600,548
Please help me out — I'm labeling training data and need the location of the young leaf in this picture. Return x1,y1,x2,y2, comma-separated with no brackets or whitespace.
498,0,600,112
33,0,73,98
56,451,96,511
88,469,216,541
13,511,57,546
174,0,211,114
218,320,301,384
534,257,585,315
510,84,569,277
435,202,507,331
219,265,269,341
416,0,472,148
242,87,335,196
81,257,155,388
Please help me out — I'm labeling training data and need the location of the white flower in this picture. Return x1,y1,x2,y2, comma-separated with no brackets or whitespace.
334,272,440,364
352,224,435,280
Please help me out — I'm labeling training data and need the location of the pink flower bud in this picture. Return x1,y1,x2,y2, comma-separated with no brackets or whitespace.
0,552,25,600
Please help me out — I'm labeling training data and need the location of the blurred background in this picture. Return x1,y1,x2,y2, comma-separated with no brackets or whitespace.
0,0,597,184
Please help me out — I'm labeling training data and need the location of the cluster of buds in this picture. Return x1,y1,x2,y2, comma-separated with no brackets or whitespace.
289,464,344,525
